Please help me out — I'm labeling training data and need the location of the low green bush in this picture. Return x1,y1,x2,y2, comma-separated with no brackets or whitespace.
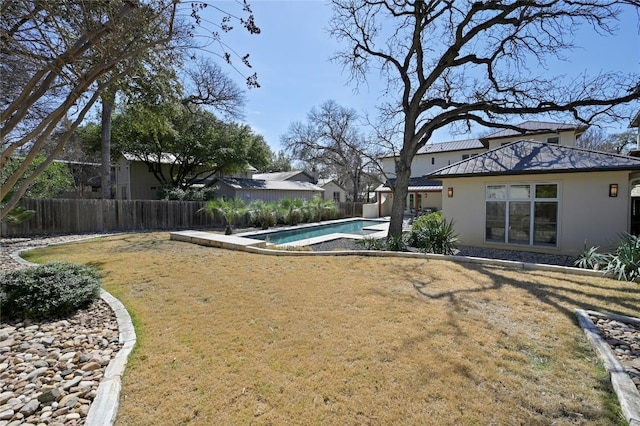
410,211,443,233
355,237,385,250
355,233,410,252
1,262,102,320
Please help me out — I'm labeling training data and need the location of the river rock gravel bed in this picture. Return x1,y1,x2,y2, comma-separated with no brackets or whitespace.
1,234,121,426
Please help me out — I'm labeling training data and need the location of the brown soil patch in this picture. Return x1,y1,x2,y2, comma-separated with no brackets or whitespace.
25,232,639,425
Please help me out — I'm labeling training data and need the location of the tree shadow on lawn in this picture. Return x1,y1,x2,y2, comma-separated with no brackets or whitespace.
403,262,639,322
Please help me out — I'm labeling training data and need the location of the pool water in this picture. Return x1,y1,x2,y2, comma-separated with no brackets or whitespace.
246,219,386,245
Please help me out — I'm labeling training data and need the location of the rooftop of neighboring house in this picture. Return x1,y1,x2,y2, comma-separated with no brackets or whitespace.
252,170,316,181
381,121,587,159
121,152,178,164
429,139,640,178
375,176,443,192
213,177,324,191
479,121,588,141
317,178,346,190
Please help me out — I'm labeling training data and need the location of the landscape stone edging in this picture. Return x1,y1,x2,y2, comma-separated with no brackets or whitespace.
575,309,640,426
10,243,136,426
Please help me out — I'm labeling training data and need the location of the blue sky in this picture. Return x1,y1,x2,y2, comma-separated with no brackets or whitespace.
208,1,639,152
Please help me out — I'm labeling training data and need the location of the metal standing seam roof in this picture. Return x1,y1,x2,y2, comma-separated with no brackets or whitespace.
375,176,443,192
252,170,314,181
416,138,485,154
481,121,587,140
428,139,640,178
214,177,324,191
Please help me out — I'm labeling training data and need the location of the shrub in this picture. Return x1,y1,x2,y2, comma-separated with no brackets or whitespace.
355,237,385,251
159,186,216,201
1,262,102,319
355,233,410,252
249,200,278,229
385,233,410,252
409,217,458,255
411,211,443,233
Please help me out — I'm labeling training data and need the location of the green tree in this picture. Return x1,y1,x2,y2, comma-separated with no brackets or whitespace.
329,1,640,238
112,103,271,188
1,155,74,223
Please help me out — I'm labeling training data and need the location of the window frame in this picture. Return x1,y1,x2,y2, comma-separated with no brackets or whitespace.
484,182,560,247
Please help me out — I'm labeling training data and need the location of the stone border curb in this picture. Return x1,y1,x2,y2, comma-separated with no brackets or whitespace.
575,309,640,426
9,239,136,426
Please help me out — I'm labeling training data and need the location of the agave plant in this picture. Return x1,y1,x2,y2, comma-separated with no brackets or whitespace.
199,197,247,235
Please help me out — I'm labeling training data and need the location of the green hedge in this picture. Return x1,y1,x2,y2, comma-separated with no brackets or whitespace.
1,262,102,320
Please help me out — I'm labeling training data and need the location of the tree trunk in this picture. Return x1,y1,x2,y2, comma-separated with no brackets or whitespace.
388,156,411,238
101,93,114,199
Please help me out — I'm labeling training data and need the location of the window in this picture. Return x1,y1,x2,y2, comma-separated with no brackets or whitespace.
462,154,470,160
431,157,435,165
485,183,558,247
333,192,341,203
547,136,559,144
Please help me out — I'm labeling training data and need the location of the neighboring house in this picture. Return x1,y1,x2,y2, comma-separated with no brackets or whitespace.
429,140,640,256
252,170,318,183
115,153,178,200
376,121,587,216
317,179,347,203
211,177,324,203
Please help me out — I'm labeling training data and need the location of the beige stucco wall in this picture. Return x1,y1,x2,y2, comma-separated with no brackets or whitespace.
441,171,632,256
486,130,577,149
381,148,485,177
381,130,579,179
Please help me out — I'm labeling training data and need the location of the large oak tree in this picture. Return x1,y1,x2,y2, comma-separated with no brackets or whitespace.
329,0,640,237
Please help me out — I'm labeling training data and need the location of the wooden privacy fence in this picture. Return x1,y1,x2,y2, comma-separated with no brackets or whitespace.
0,199,228,237
1,199,363,237
338,202,363,217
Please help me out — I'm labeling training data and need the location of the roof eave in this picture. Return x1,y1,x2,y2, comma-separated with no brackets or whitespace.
431,166,640,179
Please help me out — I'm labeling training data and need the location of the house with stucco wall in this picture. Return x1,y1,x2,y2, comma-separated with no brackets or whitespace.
429,140,640,256
376,121,587,216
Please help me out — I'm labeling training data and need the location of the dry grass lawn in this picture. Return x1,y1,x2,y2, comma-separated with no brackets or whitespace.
24,232,640,425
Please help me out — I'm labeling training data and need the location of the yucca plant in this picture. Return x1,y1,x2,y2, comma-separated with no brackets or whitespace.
603,233,640,282
574,246,608,270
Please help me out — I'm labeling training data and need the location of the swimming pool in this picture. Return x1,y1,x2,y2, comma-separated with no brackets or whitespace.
242,219,388,245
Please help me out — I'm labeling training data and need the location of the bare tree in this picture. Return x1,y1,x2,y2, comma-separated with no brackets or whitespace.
576,127,636,154
329,0,640,237
282,100,383,202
